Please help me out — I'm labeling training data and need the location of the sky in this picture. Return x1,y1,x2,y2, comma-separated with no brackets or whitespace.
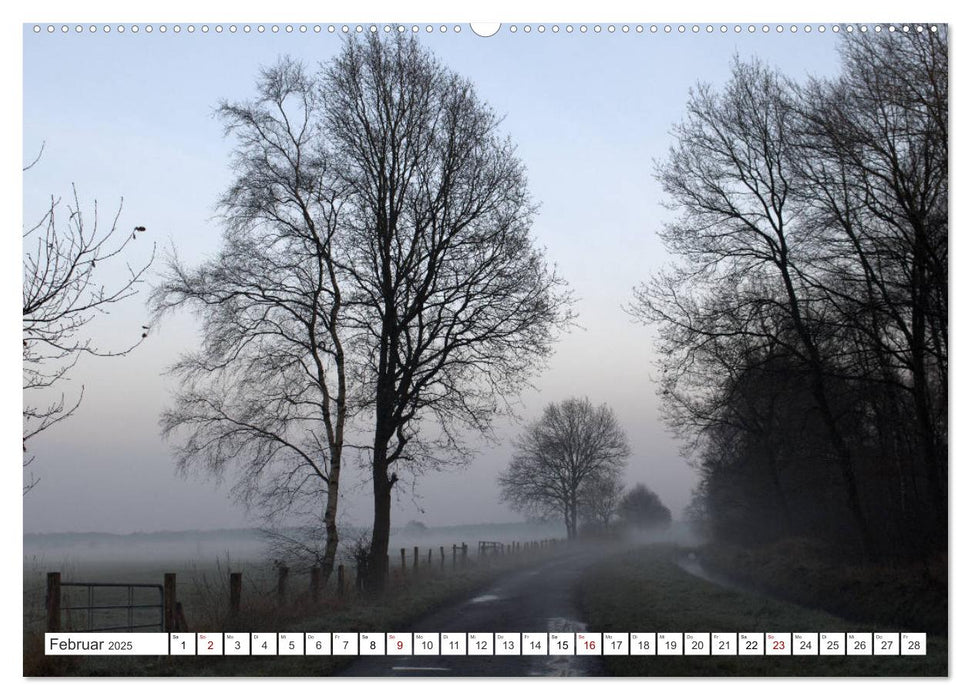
19,22,852,534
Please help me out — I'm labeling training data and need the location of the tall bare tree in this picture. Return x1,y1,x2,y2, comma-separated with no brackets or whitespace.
151,60,351,586
632,29,947,560
23,154,153,493
499,398,629,540
631,58,877,558
323,35,574,590
794,28,948,545
155,38,572,591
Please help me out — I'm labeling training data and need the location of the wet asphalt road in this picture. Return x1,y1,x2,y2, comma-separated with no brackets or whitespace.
339,548,609,677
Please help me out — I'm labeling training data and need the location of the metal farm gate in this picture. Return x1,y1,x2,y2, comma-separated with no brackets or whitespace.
46,572,177,633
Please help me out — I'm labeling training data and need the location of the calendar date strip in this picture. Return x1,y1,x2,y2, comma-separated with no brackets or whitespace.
45,631,927,656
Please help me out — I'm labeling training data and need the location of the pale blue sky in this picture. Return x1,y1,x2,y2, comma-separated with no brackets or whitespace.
22,24,843,533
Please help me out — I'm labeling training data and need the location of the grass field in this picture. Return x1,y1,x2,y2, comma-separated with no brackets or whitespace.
700,539,948,636
577,543,947,677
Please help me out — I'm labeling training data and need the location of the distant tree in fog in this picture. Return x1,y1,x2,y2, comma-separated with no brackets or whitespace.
498,397,629,540
682,489,710,539
579,469,625,532
618,483,671,531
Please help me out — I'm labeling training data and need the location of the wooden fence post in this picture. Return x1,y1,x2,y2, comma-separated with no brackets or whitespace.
277,566,289,604
400,548,407,574
462,542,468,566
413,546,419,571
310,566,321,602
452,544,458,567
427,548,432,567
163,573,177,632
174,601,188,632
229,572,242,618
440,546,445,571
46,572,61,633
337,564,345,597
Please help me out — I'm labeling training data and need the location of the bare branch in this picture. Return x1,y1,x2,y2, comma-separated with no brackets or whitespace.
23,161,154,487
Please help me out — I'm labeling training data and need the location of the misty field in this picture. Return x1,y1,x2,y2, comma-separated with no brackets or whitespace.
25,532,946,677
24,525,567,676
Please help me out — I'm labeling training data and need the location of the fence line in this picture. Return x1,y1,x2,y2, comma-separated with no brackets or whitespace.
44,538,563,633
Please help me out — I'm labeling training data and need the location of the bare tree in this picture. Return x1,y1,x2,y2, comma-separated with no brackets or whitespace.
151,60,351,586
154,38,572,593
499,398,629,540
23,153,153,493
630,58,877,558
579,469,625,533
323,35,574,590
794,28,948,546
632,29,947,561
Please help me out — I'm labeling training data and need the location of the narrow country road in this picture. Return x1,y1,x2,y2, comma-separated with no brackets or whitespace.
340,547,610,677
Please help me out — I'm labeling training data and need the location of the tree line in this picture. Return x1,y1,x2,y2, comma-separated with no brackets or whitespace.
631,28,947,561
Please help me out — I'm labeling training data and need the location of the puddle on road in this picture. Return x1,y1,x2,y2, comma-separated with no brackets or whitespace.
470,594,500,604
532,617,593,677
547,616,587,633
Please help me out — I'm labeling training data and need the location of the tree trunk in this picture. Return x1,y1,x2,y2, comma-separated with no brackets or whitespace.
776,245,876,560
565,499,578,540
764,444,793,538
365,439,393,594
320,451,342,587
909,224,947,551
911,332,947,551
808,375,876,559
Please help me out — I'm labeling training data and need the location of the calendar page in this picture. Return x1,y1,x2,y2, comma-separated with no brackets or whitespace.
18,0,950,689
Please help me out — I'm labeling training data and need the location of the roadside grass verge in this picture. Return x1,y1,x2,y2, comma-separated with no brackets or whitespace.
26,547,564,677
577,543,946,677
700,539,947,636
